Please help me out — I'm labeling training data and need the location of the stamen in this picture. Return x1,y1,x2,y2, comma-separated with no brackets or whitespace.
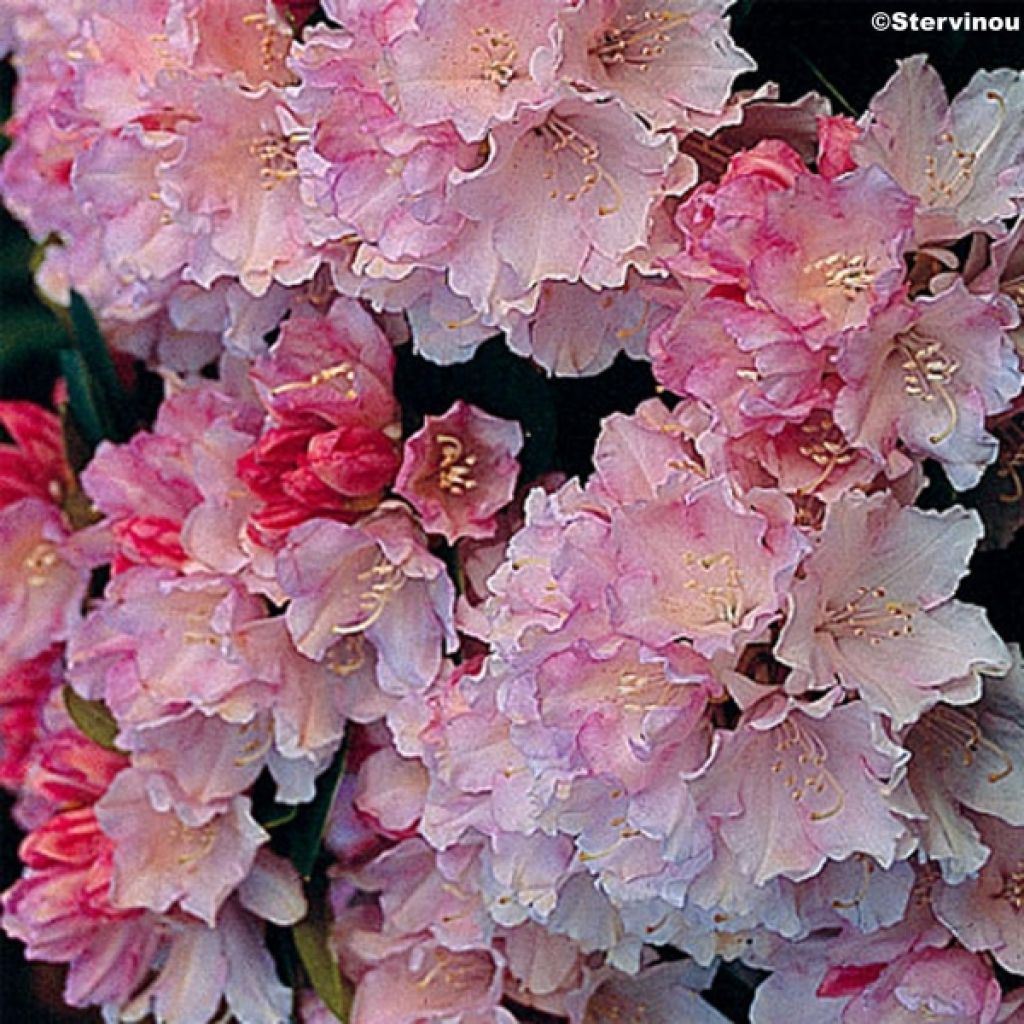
536,115,624,217
331,558,406,636
821,585,915,645
915,705,1014,783
269,361,357,400
23,542,59,587
436,434,478,495
676,549,746,627
773,717,846,821
895,330,960,445
592,8,690,72
923,90,1007,205
468,27,520,89
249,133,300,191
797,416,855,495
804,252,876,299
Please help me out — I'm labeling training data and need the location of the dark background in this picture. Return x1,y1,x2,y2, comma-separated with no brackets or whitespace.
1,1,1022,1021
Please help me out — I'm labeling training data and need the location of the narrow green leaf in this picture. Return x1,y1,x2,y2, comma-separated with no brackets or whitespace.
59,348,108,452
62,686,121,752
288,734,348,879
69,291,133,440
293,914,352,1023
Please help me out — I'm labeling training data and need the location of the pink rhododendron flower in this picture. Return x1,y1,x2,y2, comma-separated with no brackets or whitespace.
701,694,909,886
853,55,1024,244
67,567,271,741
0,401,69,509
0,649,62,792
777,492,1011,726
451,94,676,295
835,282,1021,491
95,768,268,926
395,400,523,543
279,508,458,692
561,0,755,133
0,499,90,675
611,476,806,656
387,0,564,142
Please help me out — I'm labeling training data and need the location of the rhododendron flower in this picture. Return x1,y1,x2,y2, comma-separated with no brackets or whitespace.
67,567,271,741
0,499,90,675
451,94,676,295
395,400,523,543
387,0,564,142
933,813,1024,976
279,508,458,692
561,0,755,133
901,649,1024,881
701,694,909,886
0,649,61,792
0,401,69,509
835,282,1021,491
96,768,268,926
611,476,806,656
777,492,1011,727
853,55,1024,244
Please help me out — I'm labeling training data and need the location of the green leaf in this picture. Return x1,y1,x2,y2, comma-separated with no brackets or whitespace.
62,686,121,752
68,291,134,440
293,913,352,1023
287,734,348,879
59,348,109,454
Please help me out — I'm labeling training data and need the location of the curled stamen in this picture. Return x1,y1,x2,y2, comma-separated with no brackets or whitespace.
269,361,357,399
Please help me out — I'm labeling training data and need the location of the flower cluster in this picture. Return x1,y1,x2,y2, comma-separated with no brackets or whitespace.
1,3,1024,1024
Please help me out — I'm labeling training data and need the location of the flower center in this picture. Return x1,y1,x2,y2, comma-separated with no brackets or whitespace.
822,585,915,645
592,8,690,70
913,705,1014,782
895,330,960,445
770,717,845,821
805,252,876,299
924,90,1006,205
999,863,1024,912
678,549,746,628
797,416,855,495
249,132,300,191
270,361,357,400
436,434,478,495
23,541,60,587
535,115,623,216
332,557,406,636
469,26,520,89
241,11,294,75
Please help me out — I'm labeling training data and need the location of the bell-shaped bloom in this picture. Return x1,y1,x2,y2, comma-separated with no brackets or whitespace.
386,0,564,142
395,400,523,543
95,768,268,927
67,567,271,742
746,166,915,348
853,55,1024,244
611,476,806,656
560,0,754,133
933,811,1024,976
279,508,458,693
835,282,1022,491
777,492,1011,727
700,694,909,886
451,94,676,295
901,649,1024,881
